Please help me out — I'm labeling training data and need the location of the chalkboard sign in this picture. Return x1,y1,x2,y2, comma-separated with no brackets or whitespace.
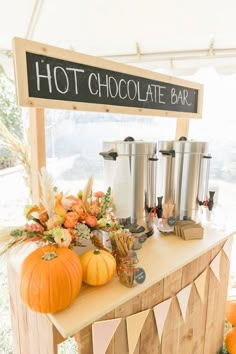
13,37,203,118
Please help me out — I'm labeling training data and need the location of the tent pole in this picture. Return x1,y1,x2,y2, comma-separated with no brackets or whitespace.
29,107,46,203
175,118,189,139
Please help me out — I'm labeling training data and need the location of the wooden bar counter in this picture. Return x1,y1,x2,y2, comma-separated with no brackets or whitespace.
7,225,235,354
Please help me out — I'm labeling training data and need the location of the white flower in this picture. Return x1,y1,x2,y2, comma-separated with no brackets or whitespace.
53,228,72,247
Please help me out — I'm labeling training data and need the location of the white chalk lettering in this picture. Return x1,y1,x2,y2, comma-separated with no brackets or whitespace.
145,84,153,102
127,80,137,100
137,81,147,102
118,79,127,99
157,85,166,104
35,61,52,93
88,73,98,95
54,66,69,94
183,89,192,106
97,74,109,97
108,76,119,98
150,84,166,104
66,67,85,95
171,88,192,106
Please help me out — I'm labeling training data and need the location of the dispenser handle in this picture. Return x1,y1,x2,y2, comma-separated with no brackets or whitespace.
99,151,118,160
159,149,176,157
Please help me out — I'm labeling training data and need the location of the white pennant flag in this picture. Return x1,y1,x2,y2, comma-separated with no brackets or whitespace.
126,309,150,353
153,298,172,342
210,251,221,282
194,269,207,304
92,318,122,354
176,284,192,321
223,237,233,260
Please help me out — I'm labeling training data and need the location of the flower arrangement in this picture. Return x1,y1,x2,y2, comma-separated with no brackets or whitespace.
0,168,119,256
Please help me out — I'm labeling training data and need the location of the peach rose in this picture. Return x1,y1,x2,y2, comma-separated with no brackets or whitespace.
64,211,79,228
88,204,101,216
85,215,97,228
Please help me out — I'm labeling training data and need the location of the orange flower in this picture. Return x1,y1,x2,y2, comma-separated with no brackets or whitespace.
54,192,67,221
94,191,104,198
71,204,84,215
77,212,87,222
64,211,79,228
66,195,83,207
85,215,97,228
88,204,101,216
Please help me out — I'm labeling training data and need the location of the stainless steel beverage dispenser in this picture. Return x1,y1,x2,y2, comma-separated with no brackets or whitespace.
157,137,213,220
100,137,157,236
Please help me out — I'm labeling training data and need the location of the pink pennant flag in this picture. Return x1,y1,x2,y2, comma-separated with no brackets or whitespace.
176,284,192,321
153,298,172,342
194,269,207,304
210,251,221,282
92,318,122,354
126,309,150,353
223,237,233,259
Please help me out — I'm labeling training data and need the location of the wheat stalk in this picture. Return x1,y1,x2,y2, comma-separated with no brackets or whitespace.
82,176,94,210
0,120,31,195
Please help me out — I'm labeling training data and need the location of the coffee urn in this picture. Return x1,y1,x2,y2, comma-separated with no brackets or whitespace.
157,137,213,221
100,137,157,236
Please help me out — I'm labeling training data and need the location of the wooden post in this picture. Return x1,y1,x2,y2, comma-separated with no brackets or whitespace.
29,107,46,203
175,118,190,140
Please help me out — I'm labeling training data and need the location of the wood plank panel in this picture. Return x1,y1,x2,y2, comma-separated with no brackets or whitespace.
204,241,231,354
140,280,164,354
162,269,182,353
114,294,142,354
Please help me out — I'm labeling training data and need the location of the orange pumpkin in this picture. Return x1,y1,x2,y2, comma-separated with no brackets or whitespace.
226,297,236,326
20,245,83,313
80,249,116,286
225,327,236,354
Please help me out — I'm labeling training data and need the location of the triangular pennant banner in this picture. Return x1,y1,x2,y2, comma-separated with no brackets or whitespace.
210,251,221,282
176,284,192,321
194,269,207,304
92,318,122,354
223,237,233,260
153,298,172,343
126,309,150,353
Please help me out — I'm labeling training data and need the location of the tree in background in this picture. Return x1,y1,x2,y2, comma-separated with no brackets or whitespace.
0,62,31,195
0,63,22,138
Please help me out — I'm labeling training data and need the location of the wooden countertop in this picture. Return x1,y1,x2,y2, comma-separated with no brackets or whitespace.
7,224,235,338
48,225,234,338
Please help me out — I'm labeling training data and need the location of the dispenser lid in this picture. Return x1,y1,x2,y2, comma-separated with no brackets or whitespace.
158,137,209,154
102,137,157,156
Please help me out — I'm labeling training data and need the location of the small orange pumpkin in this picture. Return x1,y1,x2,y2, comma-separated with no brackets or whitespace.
225,327,236,354
20,245,83,313
80,249,116,286
226,297,236,326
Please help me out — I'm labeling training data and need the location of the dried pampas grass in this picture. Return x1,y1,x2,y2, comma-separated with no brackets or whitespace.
39,167,57,217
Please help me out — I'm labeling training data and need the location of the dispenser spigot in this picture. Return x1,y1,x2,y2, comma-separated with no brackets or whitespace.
157,196,163,218
207,191,215,211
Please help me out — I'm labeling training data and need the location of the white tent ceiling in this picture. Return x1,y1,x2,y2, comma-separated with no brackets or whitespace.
1,0,236,75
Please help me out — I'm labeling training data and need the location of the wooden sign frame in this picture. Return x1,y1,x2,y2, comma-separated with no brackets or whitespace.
13,37,203,119
12,37,203,202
